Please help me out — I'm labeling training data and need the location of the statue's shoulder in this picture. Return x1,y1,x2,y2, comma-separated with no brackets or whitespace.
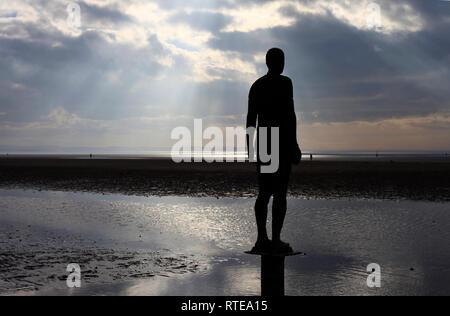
280,75,293,84
252,75,268,86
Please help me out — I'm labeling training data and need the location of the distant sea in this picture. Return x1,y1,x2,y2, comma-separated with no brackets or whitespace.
1,150,449,162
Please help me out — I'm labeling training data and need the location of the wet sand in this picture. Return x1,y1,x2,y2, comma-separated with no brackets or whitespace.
1,189,449,296
0,158,449,201
1,158,449,295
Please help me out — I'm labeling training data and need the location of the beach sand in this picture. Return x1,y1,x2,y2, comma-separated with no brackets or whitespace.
0,158,449,201
1,189,449,296
1,158,449,296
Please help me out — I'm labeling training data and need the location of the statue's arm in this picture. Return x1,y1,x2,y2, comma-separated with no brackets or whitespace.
246,85,258,160
288,78,299,147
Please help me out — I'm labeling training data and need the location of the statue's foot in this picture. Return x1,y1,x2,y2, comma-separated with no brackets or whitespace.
272,240,293,254
251,239,272,253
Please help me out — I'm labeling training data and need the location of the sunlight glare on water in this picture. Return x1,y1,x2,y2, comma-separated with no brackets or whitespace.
1,189,449,295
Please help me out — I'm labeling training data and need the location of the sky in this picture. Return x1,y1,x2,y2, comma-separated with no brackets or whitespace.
0,0,449,153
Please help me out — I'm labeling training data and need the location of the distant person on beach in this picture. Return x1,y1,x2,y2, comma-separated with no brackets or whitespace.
247,48,301,253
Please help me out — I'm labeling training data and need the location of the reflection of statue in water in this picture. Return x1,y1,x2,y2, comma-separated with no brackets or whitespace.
246,243,304,296
247,48,301,254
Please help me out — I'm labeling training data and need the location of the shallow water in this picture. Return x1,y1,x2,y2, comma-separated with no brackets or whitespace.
0,189,449,296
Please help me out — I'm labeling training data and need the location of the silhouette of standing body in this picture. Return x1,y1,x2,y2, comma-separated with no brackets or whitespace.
247,48,301,253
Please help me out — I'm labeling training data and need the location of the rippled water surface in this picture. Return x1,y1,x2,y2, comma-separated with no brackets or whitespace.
1,189,449,295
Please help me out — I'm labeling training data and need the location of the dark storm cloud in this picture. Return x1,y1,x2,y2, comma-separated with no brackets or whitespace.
207,8,450,123
0,12,18,19
82,2,134,26
29,1,133,25
168,11,233,32
407,0,450,28
1,0,449,129
278,4,300,18
207,29,273,55
0,28,177,122
22,0,134,28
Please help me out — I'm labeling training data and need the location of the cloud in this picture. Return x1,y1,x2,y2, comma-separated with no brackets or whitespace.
300,113,450,151
0,0,449,151
82,2,133,26
0,12,17,19
207,10,450,122
0,106,245,150
168,11,233,33
154,0,233,11
216,0,425,34
0,25,179,122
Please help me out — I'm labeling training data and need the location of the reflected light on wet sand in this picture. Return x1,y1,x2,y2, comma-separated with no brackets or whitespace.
1,189,449,295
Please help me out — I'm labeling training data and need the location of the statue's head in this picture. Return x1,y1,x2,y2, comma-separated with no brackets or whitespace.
266,48,285,75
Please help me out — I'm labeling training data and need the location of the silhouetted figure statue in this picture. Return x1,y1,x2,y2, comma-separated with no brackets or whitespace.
247,48,301,254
